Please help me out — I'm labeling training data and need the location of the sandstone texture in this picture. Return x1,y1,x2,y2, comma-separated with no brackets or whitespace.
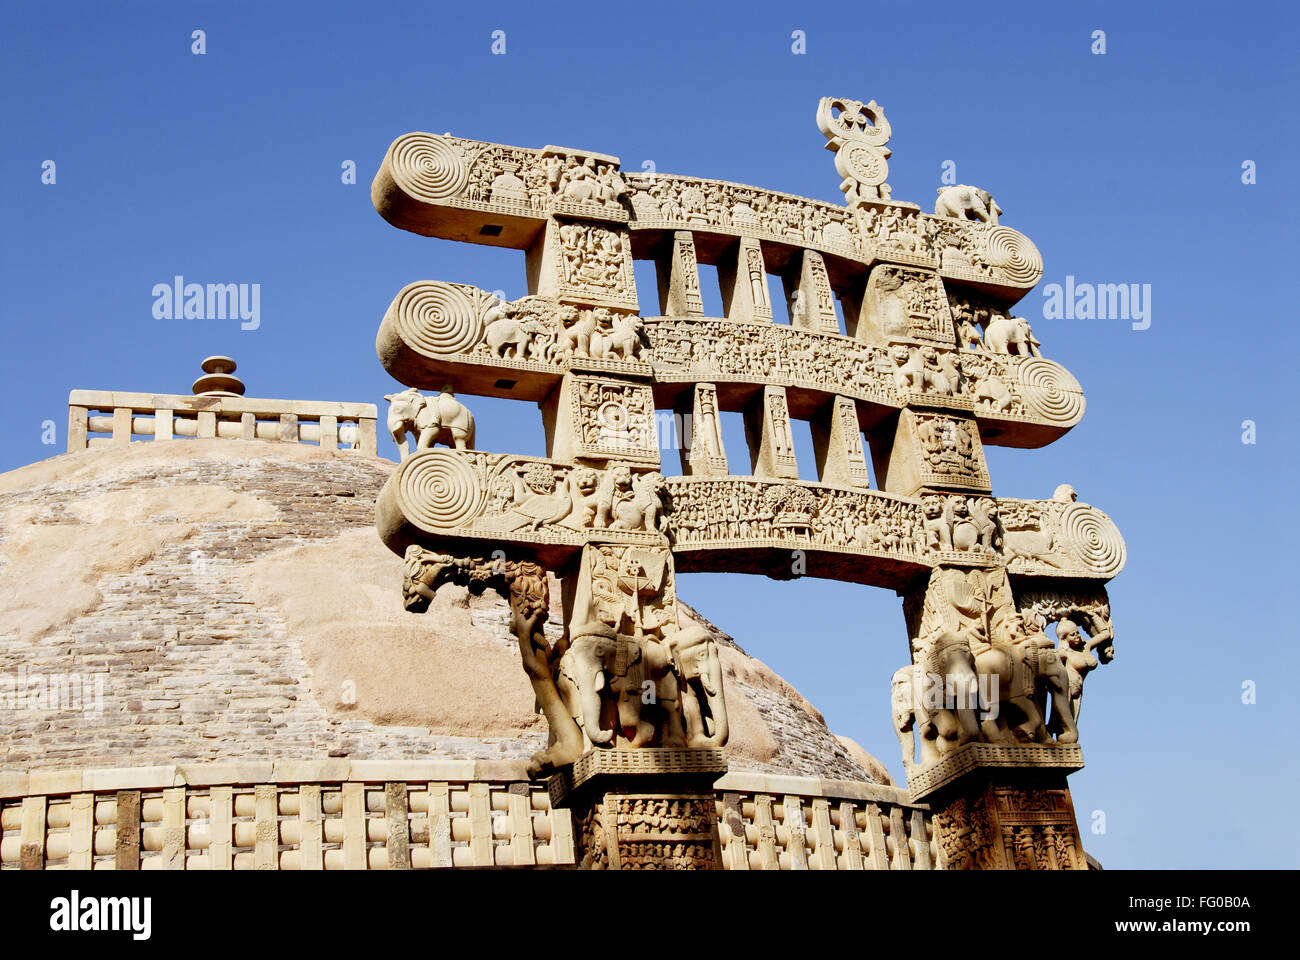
0,442,878,782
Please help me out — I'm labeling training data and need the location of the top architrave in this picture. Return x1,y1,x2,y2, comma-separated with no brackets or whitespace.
370,132,1043,300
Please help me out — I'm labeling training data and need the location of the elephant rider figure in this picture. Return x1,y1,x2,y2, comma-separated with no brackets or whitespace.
929,564,1079,746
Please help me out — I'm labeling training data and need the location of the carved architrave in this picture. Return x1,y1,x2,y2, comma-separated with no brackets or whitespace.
375,131,1044,291
646,316,896,405
666,477,926,569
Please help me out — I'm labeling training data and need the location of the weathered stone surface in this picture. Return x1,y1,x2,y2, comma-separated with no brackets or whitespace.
0,442,878,782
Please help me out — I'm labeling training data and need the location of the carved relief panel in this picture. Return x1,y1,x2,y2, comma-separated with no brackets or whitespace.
545,373,660,465
874,410,991,495
858,265,955,346
533,218,638,310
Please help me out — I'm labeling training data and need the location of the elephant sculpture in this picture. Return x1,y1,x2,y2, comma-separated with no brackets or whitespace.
666,624,727,748
970,371,1014,412
934,184,1002,224
482,299,529,359
983,314,1040,356
974,632,1078,745
559,623,683,748
385,385,475,459
891,665,940,768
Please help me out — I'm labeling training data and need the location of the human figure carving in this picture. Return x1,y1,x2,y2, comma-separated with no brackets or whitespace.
1055,619,1097,725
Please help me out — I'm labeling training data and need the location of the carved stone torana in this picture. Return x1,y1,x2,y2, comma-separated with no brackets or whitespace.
370,96,1126,870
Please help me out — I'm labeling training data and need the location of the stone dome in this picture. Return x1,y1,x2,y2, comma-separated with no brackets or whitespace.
0,441,889,785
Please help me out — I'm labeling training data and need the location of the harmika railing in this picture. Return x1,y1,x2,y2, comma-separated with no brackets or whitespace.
67,390,377,456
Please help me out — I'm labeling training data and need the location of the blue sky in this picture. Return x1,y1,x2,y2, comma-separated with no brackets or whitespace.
2,0,1297,867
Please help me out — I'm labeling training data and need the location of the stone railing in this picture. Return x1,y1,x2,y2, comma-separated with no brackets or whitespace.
713,771,937,870
0,761,934,870
67,390,378,456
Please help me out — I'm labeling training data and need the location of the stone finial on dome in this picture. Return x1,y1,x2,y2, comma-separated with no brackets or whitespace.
192,356,245,397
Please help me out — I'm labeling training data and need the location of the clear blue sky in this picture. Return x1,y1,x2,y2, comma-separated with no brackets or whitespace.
2,1,1296,867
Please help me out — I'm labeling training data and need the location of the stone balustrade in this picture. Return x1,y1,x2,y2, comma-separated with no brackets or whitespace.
67,390,378,455
0,762,934,870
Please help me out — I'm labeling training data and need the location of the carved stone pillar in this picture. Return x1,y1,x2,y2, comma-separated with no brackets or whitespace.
549,749,728,870
656,230,705,317
743,384,798,479
784,249,839,334
915,759,1089,870
678,382,728,476
718,237,772,322
812,395,870,487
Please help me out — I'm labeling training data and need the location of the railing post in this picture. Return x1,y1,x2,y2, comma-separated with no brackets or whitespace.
67,404,88,452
